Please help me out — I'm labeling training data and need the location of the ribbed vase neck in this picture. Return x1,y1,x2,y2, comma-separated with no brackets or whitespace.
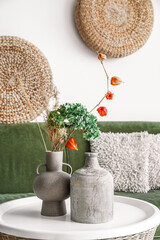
84,152,100,169
46,151,63,171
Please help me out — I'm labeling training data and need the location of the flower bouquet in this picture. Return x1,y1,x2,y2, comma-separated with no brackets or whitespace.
46,53,123,151
33,52,123,217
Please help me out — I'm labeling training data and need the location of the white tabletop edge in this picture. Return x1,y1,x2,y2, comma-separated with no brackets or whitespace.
0,196,160,240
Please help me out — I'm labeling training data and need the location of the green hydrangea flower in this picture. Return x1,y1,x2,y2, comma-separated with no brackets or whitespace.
47,103,100,141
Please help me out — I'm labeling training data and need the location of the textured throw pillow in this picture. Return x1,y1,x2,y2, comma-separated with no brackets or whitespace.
90,132,150,193
149,134,160,189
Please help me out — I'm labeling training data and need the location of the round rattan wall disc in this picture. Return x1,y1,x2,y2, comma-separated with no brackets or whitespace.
0,36,53,124
75,0,154,58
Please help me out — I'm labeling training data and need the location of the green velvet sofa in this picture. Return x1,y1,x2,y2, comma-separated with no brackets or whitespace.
0,122,160,239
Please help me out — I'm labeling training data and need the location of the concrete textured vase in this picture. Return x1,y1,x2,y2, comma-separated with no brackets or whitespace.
70,152,113,224
33,151,72,217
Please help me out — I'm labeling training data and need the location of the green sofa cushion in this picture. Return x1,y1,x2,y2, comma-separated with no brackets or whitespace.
0,123,52,194
1,121,160,193
0,193,35,204
115,190,160,209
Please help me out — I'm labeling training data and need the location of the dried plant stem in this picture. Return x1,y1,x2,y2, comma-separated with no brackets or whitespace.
36,122,48,152
89,60,109,114
17,77,47,152
89,93,107,114
101,61,109,92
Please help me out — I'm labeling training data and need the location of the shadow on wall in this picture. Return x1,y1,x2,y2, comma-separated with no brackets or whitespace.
64,0,95,56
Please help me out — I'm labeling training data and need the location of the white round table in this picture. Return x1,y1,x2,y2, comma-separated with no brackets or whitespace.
0,196,160,240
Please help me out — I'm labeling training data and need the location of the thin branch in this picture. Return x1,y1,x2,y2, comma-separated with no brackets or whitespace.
17,77,48,152
89,93,107,114
101,61,109,93
89,57,110,114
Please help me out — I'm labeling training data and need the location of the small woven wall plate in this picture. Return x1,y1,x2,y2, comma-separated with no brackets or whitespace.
0,36,53,124
75,0,154,58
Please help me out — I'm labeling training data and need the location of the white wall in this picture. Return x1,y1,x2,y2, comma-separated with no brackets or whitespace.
0,0,160,121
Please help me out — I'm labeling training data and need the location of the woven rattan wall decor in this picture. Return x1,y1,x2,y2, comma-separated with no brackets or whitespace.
75,0,154,58
0,36,54,124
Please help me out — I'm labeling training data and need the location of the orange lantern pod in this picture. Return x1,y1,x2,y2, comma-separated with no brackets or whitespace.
98,53,106,61
106,91,114,100
65,137,78,150
111,76,122,86
97,106,107,117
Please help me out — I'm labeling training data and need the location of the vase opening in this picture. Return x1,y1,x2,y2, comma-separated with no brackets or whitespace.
84,152,100,169
46,151,63,172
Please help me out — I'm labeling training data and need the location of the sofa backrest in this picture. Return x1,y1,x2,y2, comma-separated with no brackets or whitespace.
0,123,51,194
1,122,160,194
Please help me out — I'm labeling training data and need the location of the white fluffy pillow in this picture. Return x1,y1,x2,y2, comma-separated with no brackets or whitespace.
149,134,160,189
90,132,150,193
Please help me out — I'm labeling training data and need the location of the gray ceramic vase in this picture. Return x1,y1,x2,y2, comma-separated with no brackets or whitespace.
33,151,72,217
70,152,113,224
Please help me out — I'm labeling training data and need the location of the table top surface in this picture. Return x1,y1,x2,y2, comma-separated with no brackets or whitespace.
0,196,160,240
